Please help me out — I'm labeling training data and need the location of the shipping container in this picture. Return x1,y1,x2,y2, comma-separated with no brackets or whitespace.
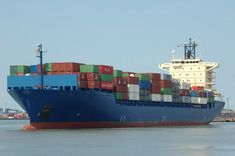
30,65,38,73
190,91,198,97
16,65,30,74
100,74,113,82
162,74,172,80
162,95,173,102
99,65,113,74
148,73,161,80
113,77,123,85
151,79,160,87
181,96,191,103
79,80,87,88
114,85,128,92
191,97,199,104
160,88,172,95
127,77,139,84
80,65,99,73
10,65,17,75
115,92,123,100
151,86,161,94
198,97,208,104
135,73,150,81
179,89,190,96
160,80,172,88
44,63,52,72
52,62,80,72
192,86,204,91
86,73,100,81
128,92,140,101
128,84,140,93
151,94,161,101
100,81,113,90
139,80,151,89
87,81,100,89
113,70,122,77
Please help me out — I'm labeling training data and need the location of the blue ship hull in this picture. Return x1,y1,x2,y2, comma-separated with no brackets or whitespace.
8,89,225,129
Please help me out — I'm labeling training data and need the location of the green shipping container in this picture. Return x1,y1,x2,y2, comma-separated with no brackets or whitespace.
44,63,52,72
161,88,172,95
135,73,150,81
80,65,99,73
115,92,123,100
16,65,30,74
100,74,113,82
113,70,122,77
122,73,129,77
10,65,17,75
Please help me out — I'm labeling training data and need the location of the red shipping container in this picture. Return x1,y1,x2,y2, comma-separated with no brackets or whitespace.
113,77,123,85
101,81,113,90
148,73,161,80
52,62,80,72
99,65,113,74
87,73,100,81
192,86,204,91
78,73,87,81
122,78,128,86
123,92,129,100
151,86,161,94
151,79,160,87
160,80,172,88
37,64,45,73
87,81,100,89
179,89,190,96
114,85,128,92
127,77,139,84
79,80,87,88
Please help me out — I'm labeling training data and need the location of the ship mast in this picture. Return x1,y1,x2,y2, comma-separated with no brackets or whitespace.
36,44,46,89
184,38,197,59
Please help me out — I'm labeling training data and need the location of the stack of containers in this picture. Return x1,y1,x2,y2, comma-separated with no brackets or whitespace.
99,65,114,91
51,62,80,74
149,73,161,101
113,70,128,100
136,73,151,101
179,82,191,103
10,65,30,76
207,91,215,103
126,76,139,100
172,79,180,102
191,86,207,104
161,74,172,102
80,65,100,89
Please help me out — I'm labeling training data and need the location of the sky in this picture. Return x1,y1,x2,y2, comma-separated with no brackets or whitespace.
0,0,235,110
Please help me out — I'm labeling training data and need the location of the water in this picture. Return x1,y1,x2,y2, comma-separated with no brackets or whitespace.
0,120,235,156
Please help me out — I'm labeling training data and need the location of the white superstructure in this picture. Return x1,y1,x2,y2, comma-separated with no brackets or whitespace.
159,39,219,91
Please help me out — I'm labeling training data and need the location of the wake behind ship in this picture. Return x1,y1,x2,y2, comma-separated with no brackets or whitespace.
7,39,225,129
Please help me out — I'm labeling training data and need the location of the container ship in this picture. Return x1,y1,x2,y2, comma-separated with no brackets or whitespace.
7,39,225,129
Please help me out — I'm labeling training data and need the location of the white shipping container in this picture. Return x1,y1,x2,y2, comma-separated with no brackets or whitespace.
128,84,139,92
128,92,140,100
191,97,199,104
181,96,191,103
198,97,208,104
162,95,172,102
151,94,161,101
180,82,190,90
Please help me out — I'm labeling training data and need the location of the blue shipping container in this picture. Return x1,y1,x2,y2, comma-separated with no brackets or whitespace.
7,74,79,89
190,91,198,97
139,80,151,89
30,65,38,73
